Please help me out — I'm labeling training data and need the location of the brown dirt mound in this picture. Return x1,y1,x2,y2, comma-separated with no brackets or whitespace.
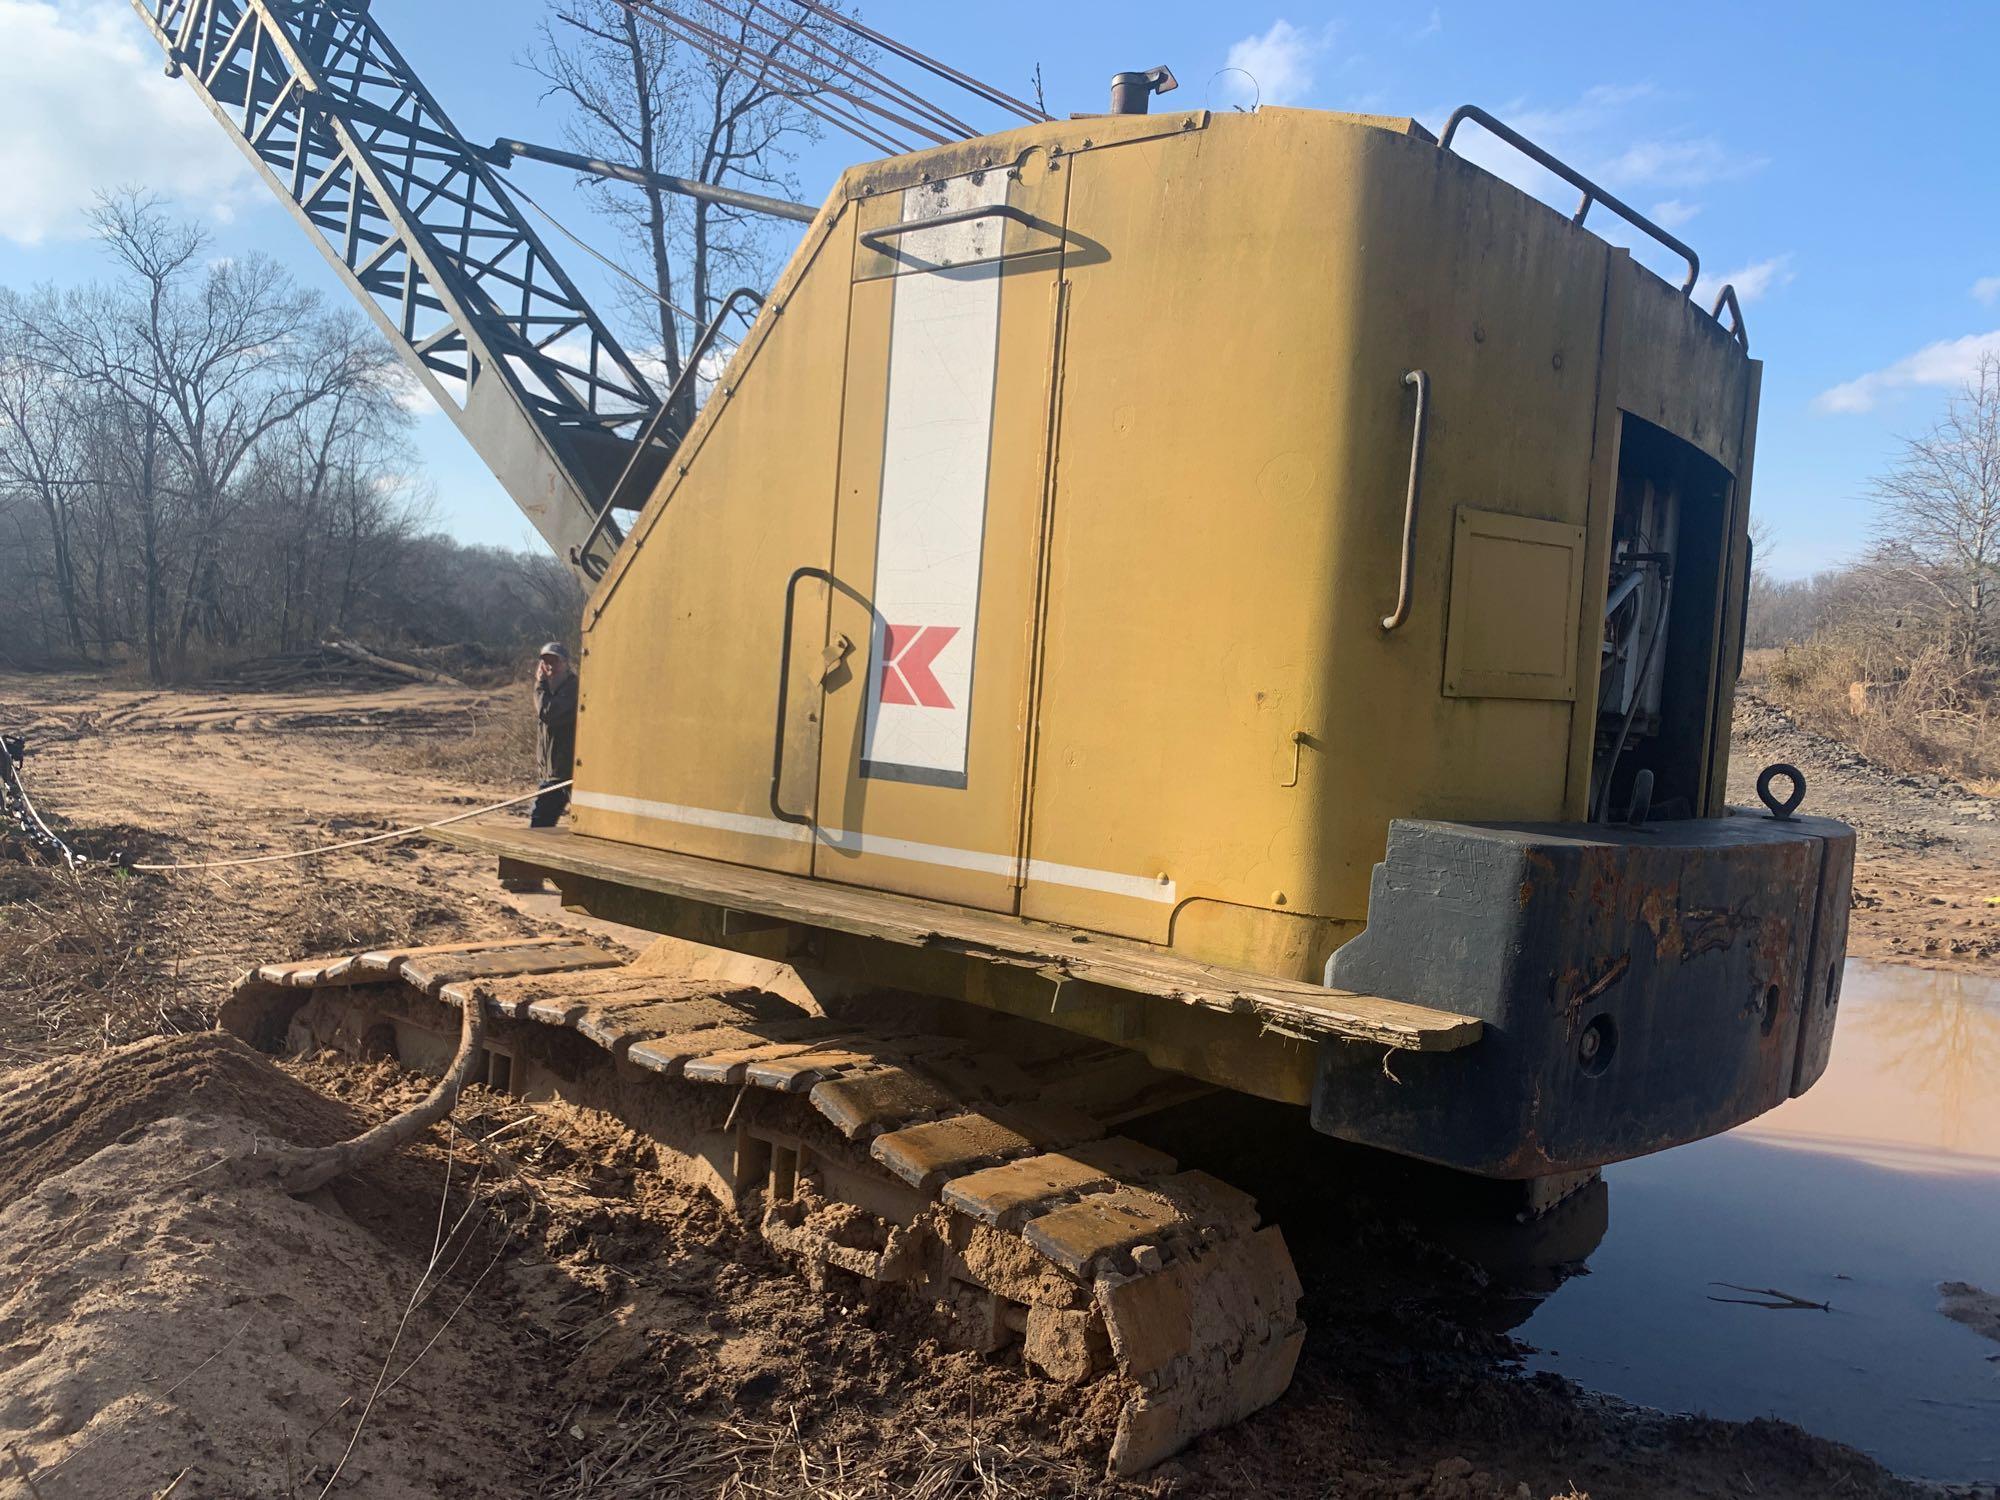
0,1032,365,1210
0,1033,449,1260
0,1106,541,1499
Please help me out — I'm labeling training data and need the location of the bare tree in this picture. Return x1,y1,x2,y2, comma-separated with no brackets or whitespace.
526,2,848,409
88,193,394,657
1865,353,2000,669
530,3,690,383
242,358,423,649
15,193,403,677
0,289,90,658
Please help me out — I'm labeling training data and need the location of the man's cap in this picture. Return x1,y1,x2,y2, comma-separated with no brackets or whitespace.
537,641,569,660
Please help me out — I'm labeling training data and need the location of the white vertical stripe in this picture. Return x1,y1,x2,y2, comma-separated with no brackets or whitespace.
860,173,1010,784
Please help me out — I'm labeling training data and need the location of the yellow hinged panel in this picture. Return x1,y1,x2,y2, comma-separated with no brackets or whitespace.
1442,507,1587,701
809,152,1069,912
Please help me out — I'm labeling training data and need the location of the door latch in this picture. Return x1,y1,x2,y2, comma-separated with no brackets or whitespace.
820,633,855,686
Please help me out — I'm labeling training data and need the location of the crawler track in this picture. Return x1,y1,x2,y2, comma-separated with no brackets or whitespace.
225,937,1305,1472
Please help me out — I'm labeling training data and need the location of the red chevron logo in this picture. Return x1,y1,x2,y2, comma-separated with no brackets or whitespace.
878,624,958,709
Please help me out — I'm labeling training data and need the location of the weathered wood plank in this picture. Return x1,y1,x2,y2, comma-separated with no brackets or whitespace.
435,824,1482,1051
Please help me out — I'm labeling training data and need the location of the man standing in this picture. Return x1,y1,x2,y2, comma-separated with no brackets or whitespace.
531,641,578,828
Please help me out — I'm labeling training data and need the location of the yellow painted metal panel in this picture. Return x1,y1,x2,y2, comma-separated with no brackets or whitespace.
1706,360,1764,815
1442,508,1586,701
1615,263,1751,473
1021,113,1611,965
570,210,858,871
1559,255,1631,819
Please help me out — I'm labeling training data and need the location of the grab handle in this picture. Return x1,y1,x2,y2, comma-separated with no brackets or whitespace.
1381,370,1431,633
770,568,826,827
857,202,1037,252
1439,105,1701,297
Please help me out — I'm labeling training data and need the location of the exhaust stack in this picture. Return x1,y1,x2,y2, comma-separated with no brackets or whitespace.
1109,66,1178,115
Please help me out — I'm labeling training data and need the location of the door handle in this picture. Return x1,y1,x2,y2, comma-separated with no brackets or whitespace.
771,570,880,827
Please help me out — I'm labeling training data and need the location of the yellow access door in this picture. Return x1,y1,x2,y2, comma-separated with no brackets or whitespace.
809,155,1067,911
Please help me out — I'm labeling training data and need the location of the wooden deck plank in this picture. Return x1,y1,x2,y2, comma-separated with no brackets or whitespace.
435,823,1481,1051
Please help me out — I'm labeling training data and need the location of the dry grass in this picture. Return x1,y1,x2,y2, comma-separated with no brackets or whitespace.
0,860,208,1066
376,685,537,788
544,1391,1104,1500
1748,638,2000,786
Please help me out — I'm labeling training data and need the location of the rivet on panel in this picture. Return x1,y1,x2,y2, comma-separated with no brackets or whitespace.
1272,891,1287,906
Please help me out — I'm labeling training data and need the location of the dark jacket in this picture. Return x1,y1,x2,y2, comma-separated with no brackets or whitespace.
536,669,579,781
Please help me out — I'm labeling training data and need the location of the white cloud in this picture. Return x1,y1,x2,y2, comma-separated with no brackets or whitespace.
1974,276,2000,306
1695,253,1794,310
1431,86,1768,294
1816,330,2000,415
1599,136,1764,191
1440,85,1763,206
1487,84,1654,152
0,0,262,246
1218,20,1335,109
383,362,443,416
1414,7,1442,40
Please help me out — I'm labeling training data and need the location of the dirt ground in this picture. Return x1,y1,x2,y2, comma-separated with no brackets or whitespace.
1,670,1994,1500
1729,688,2000,971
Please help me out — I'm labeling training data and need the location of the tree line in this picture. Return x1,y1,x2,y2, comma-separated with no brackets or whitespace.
1748,354,2000,772
0,193,580,679
1,3,852,682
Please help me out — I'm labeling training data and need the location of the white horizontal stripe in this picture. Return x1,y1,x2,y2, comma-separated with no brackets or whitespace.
573,790,810,844
573,790,1176,904
1024,856,1176,904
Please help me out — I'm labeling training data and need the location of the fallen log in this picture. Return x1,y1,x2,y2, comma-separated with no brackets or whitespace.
321,638,465,688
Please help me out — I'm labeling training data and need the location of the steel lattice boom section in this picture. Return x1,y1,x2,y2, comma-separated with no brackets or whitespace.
130,0,662,573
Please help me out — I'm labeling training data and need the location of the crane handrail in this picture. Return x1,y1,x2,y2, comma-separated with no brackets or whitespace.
1439,105,1701,298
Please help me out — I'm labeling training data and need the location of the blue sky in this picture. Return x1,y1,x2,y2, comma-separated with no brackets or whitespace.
3,1,1994,577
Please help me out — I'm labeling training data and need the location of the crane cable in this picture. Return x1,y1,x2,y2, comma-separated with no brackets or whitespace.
607,0,914,156
785,0,1051,124
627,0,949,145
127,782,572,873
694,0,979,140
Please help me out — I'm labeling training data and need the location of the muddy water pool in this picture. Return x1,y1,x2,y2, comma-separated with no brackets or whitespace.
1514,960,2000,1483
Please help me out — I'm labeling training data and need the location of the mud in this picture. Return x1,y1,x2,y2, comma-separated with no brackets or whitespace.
0,671,1995,1497
1939,1284,2000,1345
1516,960,2000,1483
